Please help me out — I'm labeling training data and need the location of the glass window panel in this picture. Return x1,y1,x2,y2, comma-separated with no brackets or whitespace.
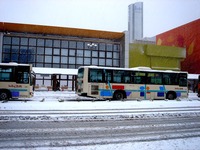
53,64,59,68
84,50,91,57
61,40,68,48
29,38,36,46
21,38,28,45
20,47,27,54
92,59,98,65
99,43,105,50
107,52,112,58
2,53,10,62
3,36,11,44
19,54,27,63
147,72,162,84
45,56,52,63
45,39,52,47
69,65,75,69
69,57,75,64
113,60,119,66
61,64,68,68
37,47,45,54
69,49,76,56
113,52,119,58
92,51,98,57
54,48,60,55
11,46,19,53
84,58,91,65
113,70,123,83
53,56,60,63
77,42,83,49
106,59,112,66
11,53,18,62
36,63,43,67
37,39,44,46
106,44,112,51
89,69,103,82
12,37,20,45
28,47,36,54
77,57,83,64
3,45,11,52
61,56,67,64
114,44,119,51
99,59,105,66
77,50,83,56
27,55,35,62
54,40,60,47
37,55,44,62
45,48,52,55
85,42,90,49
99,52,105,57
61,48,68,56
69,41,76,48
44,64,51,67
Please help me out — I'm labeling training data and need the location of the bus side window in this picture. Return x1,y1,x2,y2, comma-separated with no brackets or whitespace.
89,69,103,82
163,77,170,85
179,78,187,86
0,67,13,81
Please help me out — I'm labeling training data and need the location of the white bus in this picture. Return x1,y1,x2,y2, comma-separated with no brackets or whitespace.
0,63,36,100
76,66,188,100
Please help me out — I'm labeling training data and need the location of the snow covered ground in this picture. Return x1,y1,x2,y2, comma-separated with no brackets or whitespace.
0,91,200,110
1,91,200,150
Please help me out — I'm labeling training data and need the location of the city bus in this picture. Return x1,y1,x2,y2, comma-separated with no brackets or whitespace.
0,62,36,100
197,75,200,97
76,66,188,100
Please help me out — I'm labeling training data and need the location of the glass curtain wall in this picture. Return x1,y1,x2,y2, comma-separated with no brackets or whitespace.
2,34,121,90
2,35,121,68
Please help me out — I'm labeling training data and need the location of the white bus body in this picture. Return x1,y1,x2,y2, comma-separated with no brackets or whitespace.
0,63,36,100
76,66,188,100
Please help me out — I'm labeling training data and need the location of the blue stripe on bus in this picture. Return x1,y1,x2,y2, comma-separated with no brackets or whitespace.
10,88,28,92
99,89,187,98
10,89,28,97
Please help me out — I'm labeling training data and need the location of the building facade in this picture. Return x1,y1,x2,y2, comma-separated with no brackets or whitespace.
0,22,126,90
128,2,143,42
156,19,200,74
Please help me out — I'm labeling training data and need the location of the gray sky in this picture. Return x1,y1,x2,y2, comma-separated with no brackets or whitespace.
0,0,199,37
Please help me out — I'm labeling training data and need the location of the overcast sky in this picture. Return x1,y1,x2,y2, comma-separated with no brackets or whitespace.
0,0,199,37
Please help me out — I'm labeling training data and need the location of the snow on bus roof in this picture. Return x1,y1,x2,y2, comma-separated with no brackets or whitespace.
0,62,31,66
33,67,78,75
79,66,187,73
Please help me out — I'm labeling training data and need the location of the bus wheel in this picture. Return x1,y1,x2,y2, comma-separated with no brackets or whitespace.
166,92,176,100
113,91,124,100
0,91,9,100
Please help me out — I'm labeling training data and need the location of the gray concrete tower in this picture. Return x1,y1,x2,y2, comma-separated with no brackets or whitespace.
128,2,143,42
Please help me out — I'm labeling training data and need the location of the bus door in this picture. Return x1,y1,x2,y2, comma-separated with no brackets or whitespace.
88,69,106,98
146,72,165,100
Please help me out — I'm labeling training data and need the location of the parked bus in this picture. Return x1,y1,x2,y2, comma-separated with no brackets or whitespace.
197,75,200,97
0,62,36,100
76,66,188,100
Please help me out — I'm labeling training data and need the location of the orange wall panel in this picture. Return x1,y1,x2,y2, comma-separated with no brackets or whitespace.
156,19,200,74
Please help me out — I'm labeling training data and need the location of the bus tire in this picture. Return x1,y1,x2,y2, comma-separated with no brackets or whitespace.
166,91,176,100
113,90,125,100
0,90,10,100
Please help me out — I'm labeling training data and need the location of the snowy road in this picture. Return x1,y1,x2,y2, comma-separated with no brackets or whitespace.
1,91,200,149
1,115,200,149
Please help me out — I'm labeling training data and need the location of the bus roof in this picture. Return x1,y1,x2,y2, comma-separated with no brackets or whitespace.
78,66,188,74
0,62,31,67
